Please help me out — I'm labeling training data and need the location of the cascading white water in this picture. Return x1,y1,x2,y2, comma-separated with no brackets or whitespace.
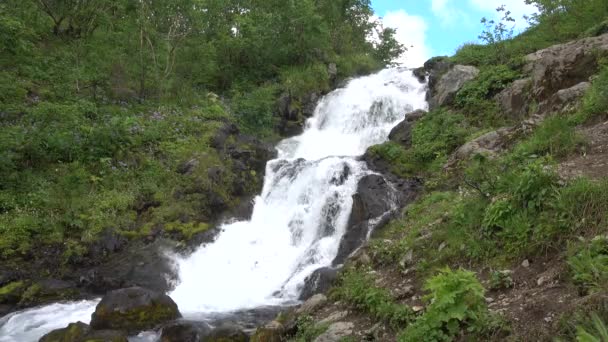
0,68,426,341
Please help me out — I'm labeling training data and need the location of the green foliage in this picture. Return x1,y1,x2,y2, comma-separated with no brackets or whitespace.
568,236,608,295
332,267,414,328
455,65,520,125
574,313,608,342
290,315,330,342
514,116,582,158
574,66,608,124
231,84,278,136
280,63,330,98
489,270,514,290
411,110,470,165
399,268,492,342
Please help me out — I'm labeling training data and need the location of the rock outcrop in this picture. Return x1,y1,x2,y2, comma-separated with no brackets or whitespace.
160,320,213,342
299,267,339,300
90,287,181,333
429,65,479,110
498,33,608,119
39,322,128,342
388,109,427,148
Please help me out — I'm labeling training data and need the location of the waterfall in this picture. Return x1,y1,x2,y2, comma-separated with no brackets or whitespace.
0,68,426,341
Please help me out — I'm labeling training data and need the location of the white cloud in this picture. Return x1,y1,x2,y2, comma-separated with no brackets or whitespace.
430,0,473,27
380,10,431,68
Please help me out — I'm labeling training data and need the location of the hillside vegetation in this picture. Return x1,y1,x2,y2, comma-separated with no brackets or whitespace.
0,0,402,306
286,1,608,341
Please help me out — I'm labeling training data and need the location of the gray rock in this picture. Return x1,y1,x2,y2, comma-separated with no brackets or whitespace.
388,109,427,148
429,65,479,110
161,320,213,342
319,311,348,325
334,175,394,264
524,33,608,99
297,294,327,315
204,323,248,342
314,322,354,342
90,287,181,333
299,267,339,300
496,78,531,120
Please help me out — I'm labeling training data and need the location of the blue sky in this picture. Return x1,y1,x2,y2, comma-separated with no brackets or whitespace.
371,0,536,67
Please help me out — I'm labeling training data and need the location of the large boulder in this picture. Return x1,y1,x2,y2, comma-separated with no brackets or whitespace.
90,287,181,333
203,323,249,342
333,175,394,265
429,65,479,110
299,267,339,300
524,33,608,99
39,322,89,342
496,78,532,120
161,321,213,342
251,321,284,342
313,322,354,342
388,109,427,148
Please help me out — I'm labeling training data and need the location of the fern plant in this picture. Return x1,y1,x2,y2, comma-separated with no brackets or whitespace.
399,268,489,342
575,314,608,342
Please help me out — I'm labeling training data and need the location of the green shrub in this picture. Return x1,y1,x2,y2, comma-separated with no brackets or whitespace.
577,66,608,123
290,315,330,342
231,84,278,136
574,313,608,342
332,267,414,328
280,63,330,98
399,268,490,342
411,109,470,165
568,236,608,294
514,116,582,159
335,54,381,78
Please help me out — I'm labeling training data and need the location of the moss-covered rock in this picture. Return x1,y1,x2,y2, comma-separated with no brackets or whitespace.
90,287,181,334
39,322,89,342
251,321,284,342
0,281,25,304
202,323,249,342
82,330,129,342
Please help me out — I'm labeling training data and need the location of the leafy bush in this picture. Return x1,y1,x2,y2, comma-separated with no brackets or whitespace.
399,268,491,342
332,267,414,328
231,84,278,136
280,63,330,98
455,65,520,125
568,236,608,294
411,109,470,165
290,315,330,342
514,116,582,158
574,313,608,342
576,66,608,123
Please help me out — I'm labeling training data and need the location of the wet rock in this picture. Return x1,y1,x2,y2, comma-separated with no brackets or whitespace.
302,92,320,118
90,287,181,333
299,267,339,300
297,294,327,315
86,239,178,294
429,65,479,110
39,322,90,342
83,330,129,342
328,63,338,85
313,322,354,342
334,175,394,264
161,320,212,342
414,56,453,91
388,109,427,148
205,323,249,342
0,281,26,305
